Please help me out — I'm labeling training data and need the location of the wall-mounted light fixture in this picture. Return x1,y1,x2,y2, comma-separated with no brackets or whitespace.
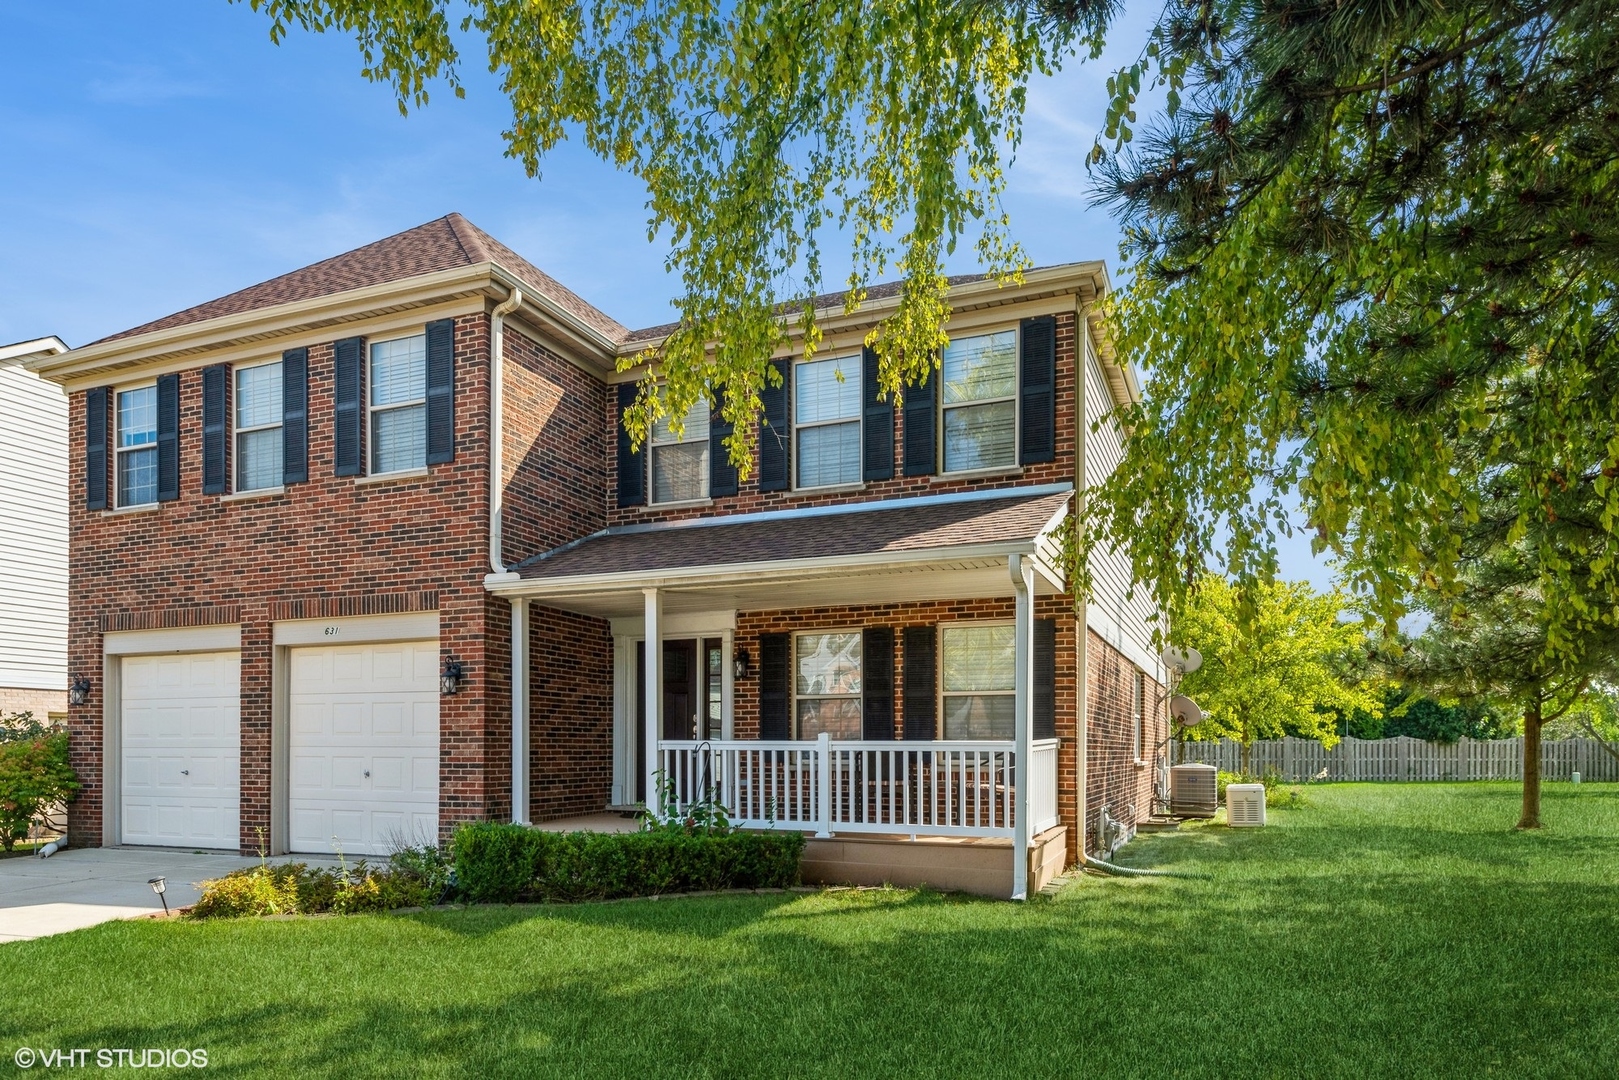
733,649,752,680
68,675,92,707
440,659,465,696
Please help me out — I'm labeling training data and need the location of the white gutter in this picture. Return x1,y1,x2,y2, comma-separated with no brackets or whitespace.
488,287,524,574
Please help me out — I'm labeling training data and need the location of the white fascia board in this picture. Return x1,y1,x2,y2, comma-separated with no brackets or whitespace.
484,539,1043,599
2,337,69,365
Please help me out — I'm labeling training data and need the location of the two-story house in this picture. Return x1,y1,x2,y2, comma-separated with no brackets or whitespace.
28,214,1164,898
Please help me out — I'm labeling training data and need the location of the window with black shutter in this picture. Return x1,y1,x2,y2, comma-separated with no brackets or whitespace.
201,365,228,495
758,358,791,492
424,318,455,464
1034,619,1056,740
332,336,365,477
709,385,738,497
155,373,179,502
861,345,894,481
282,348,308,485
1019,315,1056,465
903,368,936,477
85,387,109,510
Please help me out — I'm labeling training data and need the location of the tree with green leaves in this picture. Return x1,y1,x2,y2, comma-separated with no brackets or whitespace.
0,713,79,852
233,0,1109,467
1174,576,1381,772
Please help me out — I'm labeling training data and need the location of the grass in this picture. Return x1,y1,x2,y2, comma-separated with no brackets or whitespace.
3,783,1617,1078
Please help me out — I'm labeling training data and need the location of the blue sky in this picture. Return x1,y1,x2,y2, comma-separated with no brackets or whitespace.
0,1,1334,589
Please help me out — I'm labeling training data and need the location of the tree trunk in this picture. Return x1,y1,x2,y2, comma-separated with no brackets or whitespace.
1517,699,1543,830
1240,718,1253,776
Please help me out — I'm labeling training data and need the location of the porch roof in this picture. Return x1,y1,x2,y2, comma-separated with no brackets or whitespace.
487,485,1071,616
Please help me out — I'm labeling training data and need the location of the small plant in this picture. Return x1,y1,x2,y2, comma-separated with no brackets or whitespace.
642,770,733,835
191,841,443,919
0,712,79,852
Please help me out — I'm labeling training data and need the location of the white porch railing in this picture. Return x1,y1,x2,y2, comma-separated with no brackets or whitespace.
657,735,1061,839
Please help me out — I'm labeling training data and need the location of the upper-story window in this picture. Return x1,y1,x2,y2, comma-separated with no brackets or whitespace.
941,330,1018,472
650,400,709,503
795,355,862,489
235,361,283,492
795,630,862,739
116,385,158,507
370,335,428,474
940,623,1015,739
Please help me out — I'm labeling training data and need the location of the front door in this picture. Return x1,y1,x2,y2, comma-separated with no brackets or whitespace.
635,638,700,801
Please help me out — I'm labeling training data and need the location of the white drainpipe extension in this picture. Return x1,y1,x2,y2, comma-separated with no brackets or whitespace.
489,287,524,574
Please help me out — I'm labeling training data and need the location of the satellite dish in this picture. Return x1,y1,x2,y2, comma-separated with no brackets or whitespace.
1162,645,1203,675
1169,694,1204,729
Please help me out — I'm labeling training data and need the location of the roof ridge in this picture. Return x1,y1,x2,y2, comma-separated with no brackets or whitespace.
444,212,489,264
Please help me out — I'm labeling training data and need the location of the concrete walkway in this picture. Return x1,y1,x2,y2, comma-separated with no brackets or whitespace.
0,847,327,943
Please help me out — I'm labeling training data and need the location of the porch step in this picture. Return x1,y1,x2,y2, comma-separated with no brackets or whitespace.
1135,817,1182,833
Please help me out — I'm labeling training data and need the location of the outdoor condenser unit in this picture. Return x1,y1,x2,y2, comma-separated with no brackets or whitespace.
1226,783,1267,827
1168,763,1218,818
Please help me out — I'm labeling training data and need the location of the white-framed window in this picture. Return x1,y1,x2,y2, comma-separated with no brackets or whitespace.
369,334,427,474
650,399,709,503
1133,669,1147,761
795,630,862,739
234,361,283,492
940,623,1015,740
941,329,1018,472
115,384,158,507
795,354,862,488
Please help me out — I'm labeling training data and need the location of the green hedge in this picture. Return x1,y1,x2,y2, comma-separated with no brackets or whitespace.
453,824,805,903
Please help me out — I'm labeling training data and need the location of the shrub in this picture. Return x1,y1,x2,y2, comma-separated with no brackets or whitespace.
190,858,436,919
0,712,80,852
454,824,805,904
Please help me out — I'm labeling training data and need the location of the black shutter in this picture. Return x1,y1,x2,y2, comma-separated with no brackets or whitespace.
861,346,894,481
759,633,791,739
902,625,937,739
903,367,936,476
202,365,229,495
709,385,738,497
156,372,180,502
425,318,455,464
282,348,308,485
616,382,645,507
1034,618,1056,740
85,387,109,511
1019,315,1057,465
333,336,365,477
758,358,791,492
862,627,895,739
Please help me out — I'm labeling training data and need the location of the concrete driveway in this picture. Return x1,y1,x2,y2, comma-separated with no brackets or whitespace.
0,847,322,943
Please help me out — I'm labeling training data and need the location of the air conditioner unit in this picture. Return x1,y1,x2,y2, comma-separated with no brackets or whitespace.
1226,783,1266,827
1168,764,1218,819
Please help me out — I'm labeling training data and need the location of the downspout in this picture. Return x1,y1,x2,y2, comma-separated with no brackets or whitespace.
489,287,524,574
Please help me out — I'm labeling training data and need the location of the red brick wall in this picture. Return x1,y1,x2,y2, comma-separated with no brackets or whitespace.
1084,629,1167,854
499,326,608,566
607,312,1080,527
526,604,614,821
64,313,510,852
732,596,1085,863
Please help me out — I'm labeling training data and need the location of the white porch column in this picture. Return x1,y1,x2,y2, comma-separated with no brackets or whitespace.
1010,554,1036,901
643,587,663,815
511,597,529,824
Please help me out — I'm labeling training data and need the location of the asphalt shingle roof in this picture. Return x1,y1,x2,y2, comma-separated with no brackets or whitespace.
511,488,1072,582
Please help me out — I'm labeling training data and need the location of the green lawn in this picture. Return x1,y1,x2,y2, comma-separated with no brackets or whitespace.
3,784,1617,1078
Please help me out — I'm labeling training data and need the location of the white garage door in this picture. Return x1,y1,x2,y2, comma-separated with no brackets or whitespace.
288,640,439,856
121,652,241,849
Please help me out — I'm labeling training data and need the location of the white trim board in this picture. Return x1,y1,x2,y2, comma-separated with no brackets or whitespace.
272,611,439,647
104,625,242,656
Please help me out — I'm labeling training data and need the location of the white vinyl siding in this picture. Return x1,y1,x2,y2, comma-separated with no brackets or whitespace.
941,330,1018,472
235,361,283,492
651,400,709,503
795,355,861,488
369,335,427,474
0,358,68,691
1084,339,1159,669
116,385,158,506
794,631,862,739
940,624,1015,740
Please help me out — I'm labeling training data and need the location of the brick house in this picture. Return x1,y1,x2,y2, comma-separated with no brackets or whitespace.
27,214,1166,898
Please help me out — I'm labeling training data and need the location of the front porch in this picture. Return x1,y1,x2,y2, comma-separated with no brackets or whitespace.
491,486,1076,899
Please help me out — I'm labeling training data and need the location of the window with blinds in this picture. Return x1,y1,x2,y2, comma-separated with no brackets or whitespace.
650,399,710,503
941,330,1018,472
794,355,862,488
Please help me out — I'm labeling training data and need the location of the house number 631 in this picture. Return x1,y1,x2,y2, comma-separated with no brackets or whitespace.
323,626,340,637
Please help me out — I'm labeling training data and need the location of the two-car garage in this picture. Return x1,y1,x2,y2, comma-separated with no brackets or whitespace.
106,614,440,857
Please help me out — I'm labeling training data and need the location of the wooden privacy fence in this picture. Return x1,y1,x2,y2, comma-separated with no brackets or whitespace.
1175,736,1619,782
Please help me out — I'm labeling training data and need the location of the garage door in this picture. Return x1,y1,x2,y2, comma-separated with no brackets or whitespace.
288,641,439,856
121,652,241,848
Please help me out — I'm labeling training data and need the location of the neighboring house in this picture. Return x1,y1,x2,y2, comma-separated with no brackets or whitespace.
0,336,70,721
27,214,1165,898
